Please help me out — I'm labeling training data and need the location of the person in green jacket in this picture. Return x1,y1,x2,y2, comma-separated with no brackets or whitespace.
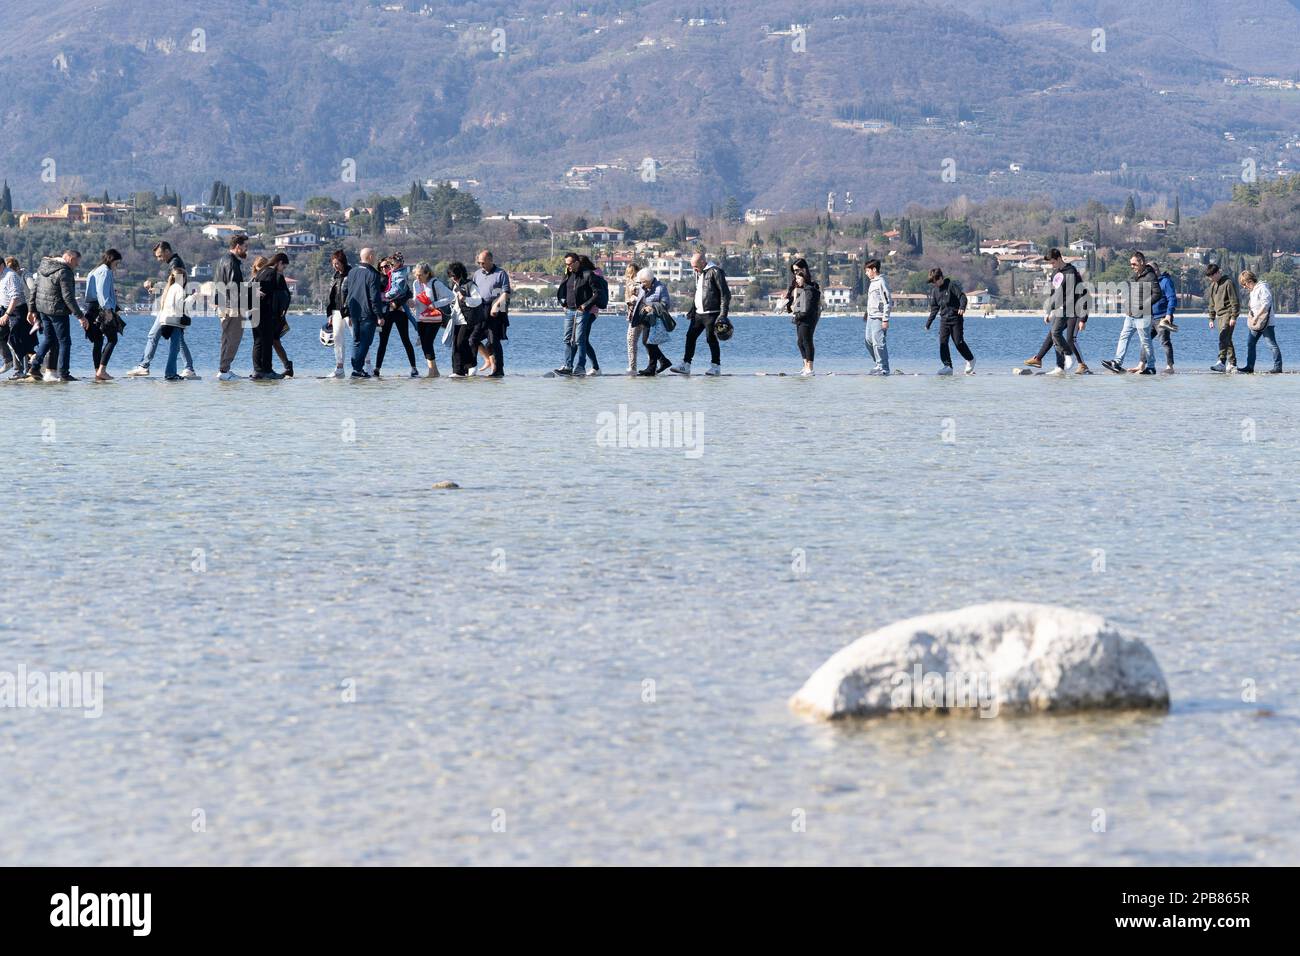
1204,263,1240,373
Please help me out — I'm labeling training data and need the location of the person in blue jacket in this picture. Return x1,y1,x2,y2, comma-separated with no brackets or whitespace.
343,248,386,378
1151,261,1179,373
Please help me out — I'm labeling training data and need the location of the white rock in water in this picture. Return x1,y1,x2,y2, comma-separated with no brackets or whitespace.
789,602,1169,720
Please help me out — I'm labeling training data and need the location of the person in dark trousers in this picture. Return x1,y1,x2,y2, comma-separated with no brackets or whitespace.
1,257,35,377
1151,262,1179,372
782,257,821,376
671,251,731,376
343,248,386,378
1205,263,1240,373
925,268,973,375
251,254,287,380
373,254,418,377
447,261,486,377
30,249,85,381
630,267,673,375
1024,248,1090,375
554,253,601,376
472,248,511,377
83,248,124,381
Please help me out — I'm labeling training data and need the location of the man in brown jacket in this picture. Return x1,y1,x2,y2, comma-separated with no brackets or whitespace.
1205,263,1239,372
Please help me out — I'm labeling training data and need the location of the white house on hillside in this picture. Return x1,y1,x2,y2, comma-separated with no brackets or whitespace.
274,231,320,249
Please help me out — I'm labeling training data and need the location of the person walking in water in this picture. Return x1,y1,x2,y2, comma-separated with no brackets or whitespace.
671,251,731,376
344,248,385,379
623,261,643,374
1238,270,1283,374
157,264,196,381
83,248,124,381
1,257,35,378
1205,263,1239,373
30,249,85,382
1024,248,1090,375
250,254,285,380
374,253,418,378
781,258,821,376
412,261,454,377
631,267,673,376
554,253,601,377
1150,260,1179,373
925,268,973,375
446,261,486,378
214,234,250,381
325,249,351,378
472,248,511,377
127,241,196,379
863,258,891,376
1102,251,1162,375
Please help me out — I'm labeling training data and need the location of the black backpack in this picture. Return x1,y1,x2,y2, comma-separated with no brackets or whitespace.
591,272,610,310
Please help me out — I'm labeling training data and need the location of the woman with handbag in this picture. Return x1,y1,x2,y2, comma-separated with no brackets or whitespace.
84,248,124,382
631,268,674,376
413,261,454,377
158,264,196,381
781,258,821,376
375,252,419,378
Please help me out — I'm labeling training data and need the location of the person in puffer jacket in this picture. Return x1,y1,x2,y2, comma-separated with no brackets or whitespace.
1150,263,1179,372
30,250,85,381
781,257,821,376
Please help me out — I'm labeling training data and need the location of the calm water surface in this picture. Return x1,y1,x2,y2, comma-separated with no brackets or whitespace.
1,315,1296,864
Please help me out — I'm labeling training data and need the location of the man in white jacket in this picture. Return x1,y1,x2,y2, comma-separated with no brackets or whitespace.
863,258,891,375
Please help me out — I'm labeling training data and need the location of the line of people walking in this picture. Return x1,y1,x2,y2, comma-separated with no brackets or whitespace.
0,239,1286,380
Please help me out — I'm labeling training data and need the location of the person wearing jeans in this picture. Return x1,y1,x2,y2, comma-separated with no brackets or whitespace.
1239,271,1283,374
1102,252,1163,374
30,250,84,381
554,253,600,376
344,248,386,378
864,258,891,375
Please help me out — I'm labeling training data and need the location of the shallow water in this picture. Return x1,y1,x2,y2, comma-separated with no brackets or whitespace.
2,315,1297,865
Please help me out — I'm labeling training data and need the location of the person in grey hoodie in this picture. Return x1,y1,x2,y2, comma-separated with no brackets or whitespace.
30,250,85,381
863,258,892,375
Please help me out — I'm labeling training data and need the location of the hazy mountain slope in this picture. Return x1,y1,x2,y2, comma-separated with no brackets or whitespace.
2,0,1298,215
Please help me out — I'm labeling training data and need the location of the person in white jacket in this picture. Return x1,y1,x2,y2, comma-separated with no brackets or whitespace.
412,262,455,377
1238,271,1282,374
863,258,892,375
157,265,197,381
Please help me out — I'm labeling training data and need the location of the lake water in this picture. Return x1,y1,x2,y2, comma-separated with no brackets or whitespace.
2,314,1297,865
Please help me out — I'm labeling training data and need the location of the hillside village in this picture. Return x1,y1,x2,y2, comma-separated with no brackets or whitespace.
3,175,1300,315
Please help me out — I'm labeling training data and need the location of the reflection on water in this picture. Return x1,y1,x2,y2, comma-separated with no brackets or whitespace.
0,315,1296,864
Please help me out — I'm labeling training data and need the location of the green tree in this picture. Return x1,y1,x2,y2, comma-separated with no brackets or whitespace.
1123,195,1137,223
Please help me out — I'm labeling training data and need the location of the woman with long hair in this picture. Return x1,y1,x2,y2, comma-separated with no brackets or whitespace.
375,252,419,377
412,261,454,377
266,253,294,377
158,264,195,381
325,249,351,378
623,260,643,375
782,257,821,376
445,261,484,377
84,248,124,381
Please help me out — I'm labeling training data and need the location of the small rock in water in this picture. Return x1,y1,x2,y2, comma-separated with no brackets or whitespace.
790,602,1169,720
431,480,460,490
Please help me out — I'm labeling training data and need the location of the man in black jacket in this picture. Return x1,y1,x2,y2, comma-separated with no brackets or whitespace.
1024,248,1090,374
30,249,84,381
925,268,974,375
671,252,731,376
213,234,249,380
344,248,386,378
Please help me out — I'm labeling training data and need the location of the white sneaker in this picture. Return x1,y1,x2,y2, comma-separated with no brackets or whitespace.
705,364,722,376
625,366,635,375
937,366,954,376
1064,355,1075,371
1045,367,1065,377
42,369,59,382
964,359,976,375
800,368,813,377
466,366,477,376
585,367,601,376
669,362,691,375
1165,365,1176,374
329,367,345,379
218,370,239,381
180,368,200,380
126,365,150,378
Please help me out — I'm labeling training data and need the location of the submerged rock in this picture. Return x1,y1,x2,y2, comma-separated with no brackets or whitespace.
431,481,460,490
790,602,1169,720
